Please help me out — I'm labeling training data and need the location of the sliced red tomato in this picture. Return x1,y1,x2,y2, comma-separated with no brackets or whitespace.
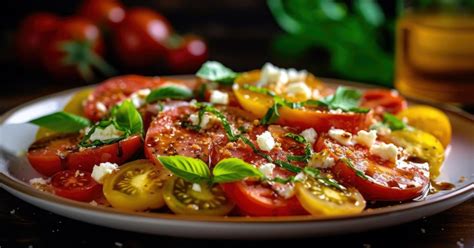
316,134,429,201
27,134,143,175
51,170,101,202
361,89,407,115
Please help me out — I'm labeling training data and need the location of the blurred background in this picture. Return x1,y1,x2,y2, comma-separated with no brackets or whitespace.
0,0,473,113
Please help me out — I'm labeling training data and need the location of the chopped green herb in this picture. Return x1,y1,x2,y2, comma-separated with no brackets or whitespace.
146,85,193,103
196,61,238,85
341,158,368,180
316,86,369,113
260,102,281,125
284,133,306,143
383,113,406,131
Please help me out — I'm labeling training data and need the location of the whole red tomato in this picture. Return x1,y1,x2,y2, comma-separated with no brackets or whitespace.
166,35,208,73
77,0,125,29
113,8,173,68
41,17,114,81
16,12,60,66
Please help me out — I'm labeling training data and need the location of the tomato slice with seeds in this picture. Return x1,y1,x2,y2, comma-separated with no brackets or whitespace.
51,170,101,202
360,89,407,115
316,134,429,201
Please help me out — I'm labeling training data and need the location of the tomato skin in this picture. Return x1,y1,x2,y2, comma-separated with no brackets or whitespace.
316,134,429,201
113,8,172,68
51,170,101,202
78,0,125,29
67,135,143,172
166,35,209,73
361,89,407,115
41,17,105,80
221,182,307,216
16,12,60,66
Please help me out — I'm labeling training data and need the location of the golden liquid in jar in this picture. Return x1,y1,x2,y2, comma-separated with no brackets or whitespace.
395,13,474,105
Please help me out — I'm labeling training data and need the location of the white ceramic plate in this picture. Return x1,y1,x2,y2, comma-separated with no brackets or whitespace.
0,79,473,239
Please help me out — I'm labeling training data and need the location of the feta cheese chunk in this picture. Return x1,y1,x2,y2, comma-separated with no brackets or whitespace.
354,130,377,148
29,177,50,185
89,125,124,142
370,142,399,162
328,128,352,146
294,172,306,182
308,151,335,169
209,90,229,105
256,131,276,152
192,183,202,192
95,102,107,113
188,112,218,130
91,162,119,183
300,128,317,144
259,163,275,178
256,63,307,91
285,82,312,99
129,88,151,108
273,183,295,199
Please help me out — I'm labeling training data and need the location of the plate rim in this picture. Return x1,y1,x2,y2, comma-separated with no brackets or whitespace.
1,76,473,224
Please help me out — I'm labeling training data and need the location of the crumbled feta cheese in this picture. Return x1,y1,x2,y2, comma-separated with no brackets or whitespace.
95,102,107,113
188,112,218,130
129,88,151,108
91,162,119,183
328,128,352,146
329,109,344,114
285,82,312,99
312,89,321,99
370,142,398,162
274,184,295,199
375,125,391,136
308,151,335,169
256,131,276,152
354,130,377,148
89,125,124,142
209,90,229,105
294,172,306,182
256,63,307,92
259,163,275,178
300,128,317,144
29,177,50,185
192,183,202,192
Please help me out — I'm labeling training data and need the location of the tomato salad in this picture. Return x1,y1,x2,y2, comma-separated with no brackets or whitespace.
26,61,451,217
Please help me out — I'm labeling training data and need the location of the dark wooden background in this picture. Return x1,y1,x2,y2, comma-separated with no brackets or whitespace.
0,0,473,247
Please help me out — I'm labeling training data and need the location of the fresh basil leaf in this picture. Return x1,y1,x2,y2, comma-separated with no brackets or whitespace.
29,112,90,133
212,158,263,183
146,85,193,103
274,160,302,173
303,167,321,178
383,113,406,131
243,84,275,97
158,155,212,184
112,100,143,135
198,104,239,141
196,61,238,85
341,158,368,180
318,86,368,112
284,133,306,143
261,102,281,125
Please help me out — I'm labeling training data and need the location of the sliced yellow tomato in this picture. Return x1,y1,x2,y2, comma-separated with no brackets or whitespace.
384,129,445,179
103,160,170,211
163,177,234,216
233,70,372,133
35,88,94,140
397,105,451,147
295,176,366,216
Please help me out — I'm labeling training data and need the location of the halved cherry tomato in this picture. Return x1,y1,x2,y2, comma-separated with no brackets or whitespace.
77,0,125,29
51,170,101,202
16,12,59,66
114,8,172,68
27,134,143,176
361,89,407,115
163,176,234,216
103,159,170,211
316,134,429,201
41,17,106,80
234,70,373,133
295,176,365,216
166,35,209,73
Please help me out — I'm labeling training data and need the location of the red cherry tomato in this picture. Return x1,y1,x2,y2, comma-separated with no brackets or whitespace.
315,134,429,201
166,35,209,73
51,170,101,202
113,8,172,68
41,17,108,80
77,0,125,29
16,12,59,66
361,89,407,115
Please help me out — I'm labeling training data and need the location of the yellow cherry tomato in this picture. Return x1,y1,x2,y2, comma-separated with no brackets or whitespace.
103,160,170,211
295,176,366,216
397,105,451,148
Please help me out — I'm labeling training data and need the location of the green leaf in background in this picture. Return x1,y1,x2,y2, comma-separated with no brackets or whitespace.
212,158,263,183
146,85,193,103
29,112,90,133
196,61,238,85
354,0,385,27
112,100,143,135
158,155,212,184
